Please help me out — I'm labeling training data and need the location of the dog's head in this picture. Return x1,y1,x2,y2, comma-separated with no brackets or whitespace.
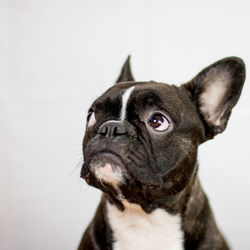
81,56,245,212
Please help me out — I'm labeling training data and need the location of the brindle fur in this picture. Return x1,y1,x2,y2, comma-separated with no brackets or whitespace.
78,56,245,250
79,174,229,250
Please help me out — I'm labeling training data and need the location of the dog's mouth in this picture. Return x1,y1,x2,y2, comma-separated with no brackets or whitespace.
81,152,127,187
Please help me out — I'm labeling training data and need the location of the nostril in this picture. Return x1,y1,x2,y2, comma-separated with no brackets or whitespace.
114,125,127,135
98,121,128,138
99,125,107,135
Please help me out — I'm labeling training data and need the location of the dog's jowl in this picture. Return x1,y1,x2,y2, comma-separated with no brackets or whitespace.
78,56,245,250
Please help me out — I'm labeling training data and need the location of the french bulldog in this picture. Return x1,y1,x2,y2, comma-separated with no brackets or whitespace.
78,56,245,250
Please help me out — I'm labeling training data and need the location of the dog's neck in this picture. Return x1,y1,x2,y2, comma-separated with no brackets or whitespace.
104,169,225,250
104,163,199,214
104,170,205,250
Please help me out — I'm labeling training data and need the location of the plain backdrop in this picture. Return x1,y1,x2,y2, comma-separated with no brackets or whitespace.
1,0,250,249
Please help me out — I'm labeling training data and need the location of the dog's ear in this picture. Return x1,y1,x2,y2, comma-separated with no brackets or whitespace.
115,55,135,84
184,57,245,139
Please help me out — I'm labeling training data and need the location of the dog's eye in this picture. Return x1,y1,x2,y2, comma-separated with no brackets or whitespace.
148,113,170,131
87,112,96,127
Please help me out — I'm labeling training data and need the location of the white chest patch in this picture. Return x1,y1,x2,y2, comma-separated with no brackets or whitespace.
106,201,184,250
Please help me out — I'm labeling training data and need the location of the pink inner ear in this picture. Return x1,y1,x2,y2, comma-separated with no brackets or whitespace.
199,71,230,126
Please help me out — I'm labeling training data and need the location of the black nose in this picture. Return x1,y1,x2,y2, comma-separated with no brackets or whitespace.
98,121,127,138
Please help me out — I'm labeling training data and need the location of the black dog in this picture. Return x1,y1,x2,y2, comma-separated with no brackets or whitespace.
78,56,245,250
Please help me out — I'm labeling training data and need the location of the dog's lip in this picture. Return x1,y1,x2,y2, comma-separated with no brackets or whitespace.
88,151,126,169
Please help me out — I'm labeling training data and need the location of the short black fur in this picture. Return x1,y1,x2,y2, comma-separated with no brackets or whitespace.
78,56,245,250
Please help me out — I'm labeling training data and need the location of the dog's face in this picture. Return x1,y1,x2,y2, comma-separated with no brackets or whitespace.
81,57,245,212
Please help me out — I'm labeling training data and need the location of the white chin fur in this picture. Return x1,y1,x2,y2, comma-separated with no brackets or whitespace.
93,163,124,187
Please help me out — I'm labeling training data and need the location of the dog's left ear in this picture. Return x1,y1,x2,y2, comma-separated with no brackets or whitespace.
115,55,135,84
184,57,245,139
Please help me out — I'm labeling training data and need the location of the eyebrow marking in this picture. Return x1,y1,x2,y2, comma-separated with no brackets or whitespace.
120,86,135,121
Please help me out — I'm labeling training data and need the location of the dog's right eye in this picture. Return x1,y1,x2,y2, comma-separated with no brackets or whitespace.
148,113,170,132
87,112,96,128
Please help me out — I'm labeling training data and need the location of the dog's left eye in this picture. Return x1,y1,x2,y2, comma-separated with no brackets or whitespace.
148,113,170,131
87,112,96,127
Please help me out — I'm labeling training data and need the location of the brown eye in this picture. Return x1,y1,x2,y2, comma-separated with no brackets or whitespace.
148,113,170,131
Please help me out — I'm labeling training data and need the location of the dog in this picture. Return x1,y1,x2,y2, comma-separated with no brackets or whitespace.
78,56,245,250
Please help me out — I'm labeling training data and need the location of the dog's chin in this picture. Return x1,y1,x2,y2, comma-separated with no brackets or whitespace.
84,152,127,189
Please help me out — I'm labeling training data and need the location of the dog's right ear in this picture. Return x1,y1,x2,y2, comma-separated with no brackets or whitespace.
183,57,245,140
115,55,135,84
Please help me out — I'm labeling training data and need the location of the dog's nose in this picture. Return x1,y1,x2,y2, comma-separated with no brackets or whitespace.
98,121,127,138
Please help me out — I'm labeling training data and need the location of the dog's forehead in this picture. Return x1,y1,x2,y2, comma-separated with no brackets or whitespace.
94,81,179,107
90,81,186,124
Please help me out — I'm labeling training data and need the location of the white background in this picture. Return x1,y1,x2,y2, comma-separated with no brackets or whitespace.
1,0,250,249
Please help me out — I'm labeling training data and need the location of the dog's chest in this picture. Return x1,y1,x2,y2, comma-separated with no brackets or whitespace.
106,201,184,250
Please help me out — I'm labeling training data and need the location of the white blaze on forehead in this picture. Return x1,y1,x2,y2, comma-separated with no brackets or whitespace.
120,86,135,121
